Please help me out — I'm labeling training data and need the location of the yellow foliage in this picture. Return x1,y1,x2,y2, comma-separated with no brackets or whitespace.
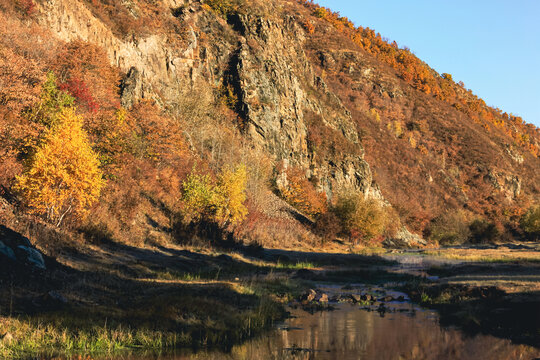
332,191,387,242
14,108,104,226
369,108,381,123
215,164,248,226
182,165,248,228
408,135,417,148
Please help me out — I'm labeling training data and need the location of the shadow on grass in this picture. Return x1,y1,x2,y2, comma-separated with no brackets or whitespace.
2,223,540,355
0,224,394,357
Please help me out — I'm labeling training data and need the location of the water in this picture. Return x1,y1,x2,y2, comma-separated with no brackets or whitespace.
85,287,540,360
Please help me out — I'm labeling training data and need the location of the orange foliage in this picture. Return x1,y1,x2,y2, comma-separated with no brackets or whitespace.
278,166,327,218
298,0,539,158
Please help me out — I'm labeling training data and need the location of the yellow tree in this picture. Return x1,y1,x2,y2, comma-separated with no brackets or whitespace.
181,165,248,228
215,164,248,226
14,108,103,226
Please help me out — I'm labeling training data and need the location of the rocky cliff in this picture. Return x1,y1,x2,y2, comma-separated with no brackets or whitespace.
2,0,538,244
34,0,382,200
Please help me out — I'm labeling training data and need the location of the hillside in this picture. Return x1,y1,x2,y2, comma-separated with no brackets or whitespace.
2,0,540,357
1,0,539,251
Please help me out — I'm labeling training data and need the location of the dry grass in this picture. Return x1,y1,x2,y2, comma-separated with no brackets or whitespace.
424,247,540,263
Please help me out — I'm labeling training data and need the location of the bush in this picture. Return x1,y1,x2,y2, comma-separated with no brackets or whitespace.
469,219,500,243
313,211,341,242
521,206,540,240
181,165,248,228
276,166,327,218
331,191,387,244
204,0,241,16
429,210,471,245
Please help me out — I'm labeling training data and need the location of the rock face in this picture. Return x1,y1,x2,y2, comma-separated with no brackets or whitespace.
31,0,537,243
34,0,379,199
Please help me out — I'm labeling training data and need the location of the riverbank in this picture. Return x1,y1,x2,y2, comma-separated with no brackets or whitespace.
1,234,540,358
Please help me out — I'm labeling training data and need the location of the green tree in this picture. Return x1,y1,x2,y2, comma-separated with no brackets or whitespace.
14,108,104,226
27,71,75,128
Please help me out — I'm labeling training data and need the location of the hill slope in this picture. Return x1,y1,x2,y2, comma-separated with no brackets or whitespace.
0,0,539,247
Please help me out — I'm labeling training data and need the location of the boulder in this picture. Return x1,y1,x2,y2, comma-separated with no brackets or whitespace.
0,240,16,261
300,289,317,302
0,225,46,270
17,246,46,270
383,227,427,249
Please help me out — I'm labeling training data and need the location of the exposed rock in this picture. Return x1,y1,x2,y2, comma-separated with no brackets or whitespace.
314,293,328,303
34,0,379,199
47,290,69,305
120,67,144,109
383,227,427,249
17,246,46,270
0,240,16,261
0,225,46,270
361,294,374,302
300,289,317,302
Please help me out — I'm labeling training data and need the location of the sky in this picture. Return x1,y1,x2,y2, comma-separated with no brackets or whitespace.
315,0,540,127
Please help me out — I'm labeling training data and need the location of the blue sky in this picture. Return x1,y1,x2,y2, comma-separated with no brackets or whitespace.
315,0,540,127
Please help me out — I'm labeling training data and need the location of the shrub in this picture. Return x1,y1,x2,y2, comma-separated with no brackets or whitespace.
313,211,341,242
181,165,248,228
277,166,327,218
468,219,500,243
520,206,540,240
59,78,99,113
331,191,387,243
26,72,75,129
429,210,471,245
204,0,240,16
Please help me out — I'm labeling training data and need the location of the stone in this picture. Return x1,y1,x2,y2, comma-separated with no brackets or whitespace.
0,240,16,261
383,227,427,249
47,291,68,304
300,289,317,302
360,294,374,302
17,245,46,270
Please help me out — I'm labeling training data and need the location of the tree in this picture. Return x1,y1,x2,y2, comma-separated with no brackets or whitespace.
14,108,104,226
521,206,540,240
26,72,75,129
182,171,219,223
215,164,248,226
181,165,248,228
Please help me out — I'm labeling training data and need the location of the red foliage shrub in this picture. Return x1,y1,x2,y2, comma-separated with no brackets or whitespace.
19,0,35,16
59,78,99,113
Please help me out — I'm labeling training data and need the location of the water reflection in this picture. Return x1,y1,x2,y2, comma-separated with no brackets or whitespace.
72,300,540,360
